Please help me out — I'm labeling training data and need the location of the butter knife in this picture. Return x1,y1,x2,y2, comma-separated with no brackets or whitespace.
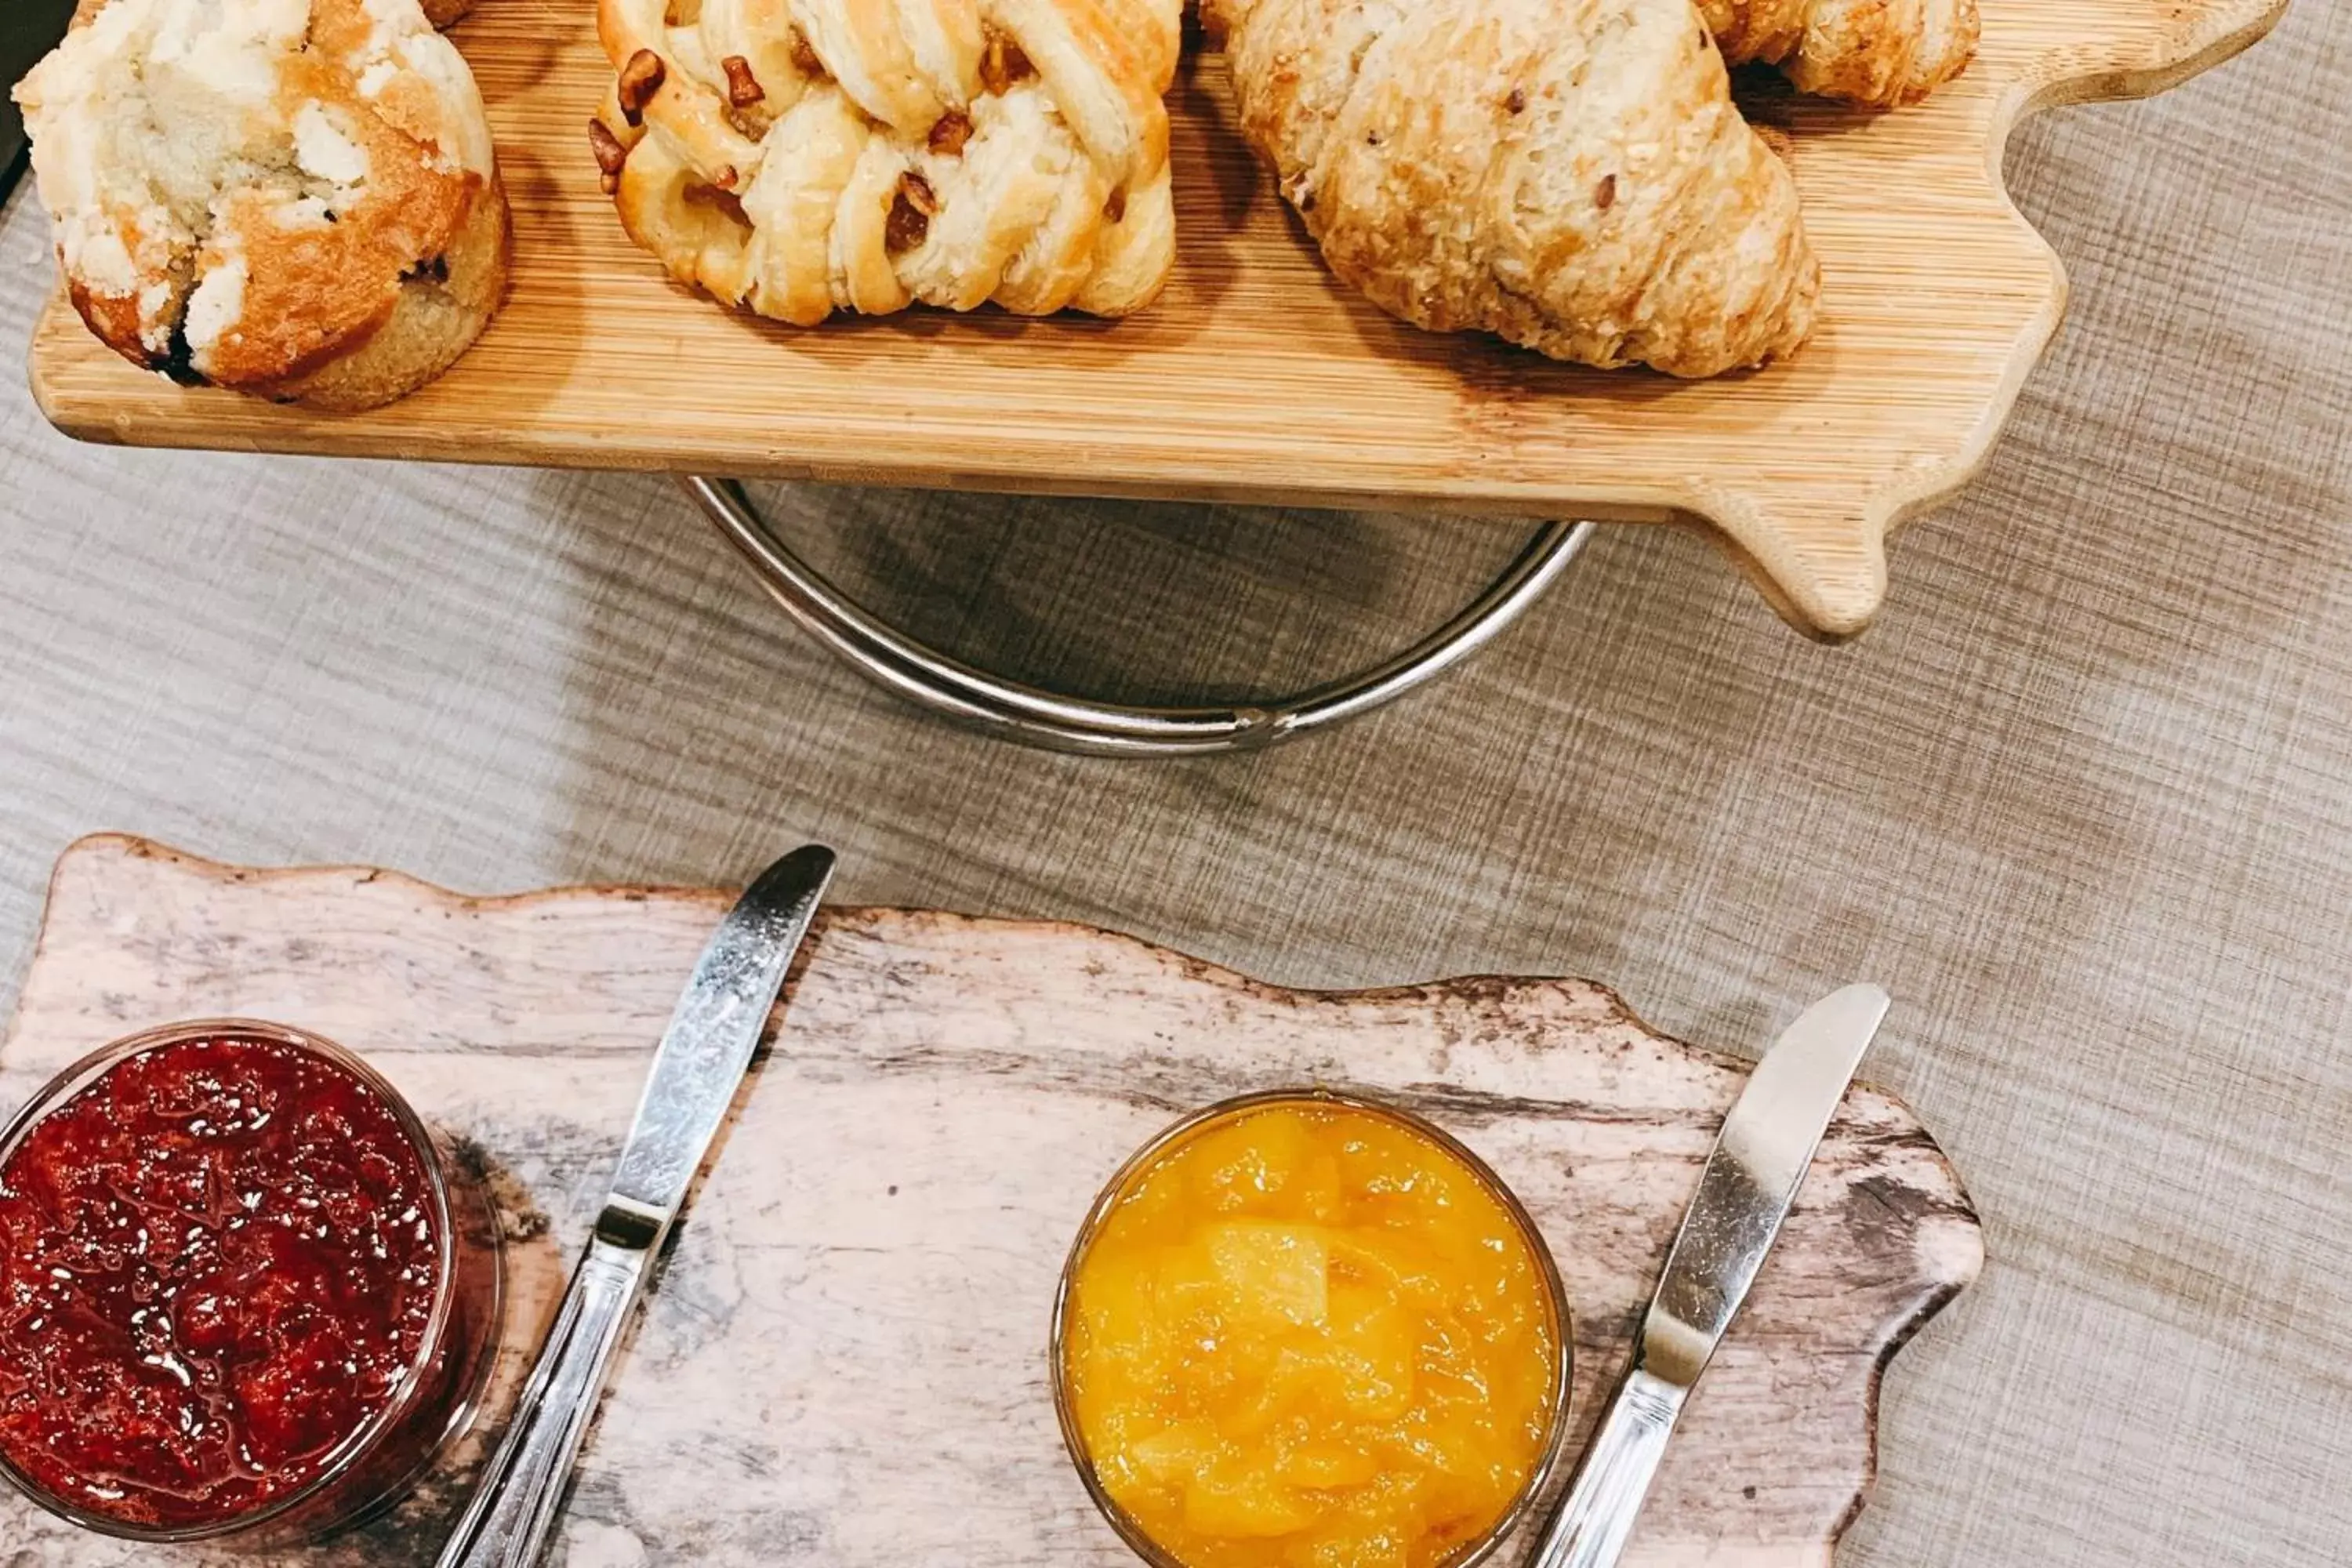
436,845,837,1568
1526,982,1891,1568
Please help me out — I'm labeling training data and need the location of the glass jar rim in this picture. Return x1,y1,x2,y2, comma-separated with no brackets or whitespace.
1048,1085,1577,1568
0,1017,472,1543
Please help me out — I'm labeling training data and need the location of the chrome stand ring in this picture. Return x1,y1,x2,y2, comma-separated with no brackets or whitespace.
684,475,1596,758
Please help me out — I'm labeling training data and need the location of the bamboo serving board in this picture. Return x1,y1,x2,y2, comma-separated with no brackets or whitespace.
0,836,1981,1565
23,2,2287,635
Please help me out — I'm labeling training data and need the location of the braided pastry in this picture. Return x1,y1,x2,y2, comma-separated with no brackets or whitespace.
593,0,1180,323
1215,0,1820,377
1701,0,1979,106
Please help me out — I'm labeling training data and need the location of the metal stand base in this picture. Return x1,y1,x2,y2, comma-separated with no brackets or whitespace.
685,476,1596,757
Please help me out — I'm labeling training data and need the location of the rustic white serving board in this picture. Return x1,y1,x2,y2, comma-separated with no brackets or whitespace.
0,837,1983,1566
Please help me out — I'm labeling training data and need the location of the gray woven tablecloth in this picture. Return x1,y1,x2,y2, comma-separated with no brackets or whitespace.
2,7,2348,1563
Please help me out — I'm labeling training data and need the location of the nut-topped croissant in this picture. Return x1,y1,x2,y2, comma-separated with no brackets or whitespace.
593,0,1179,323
1700,0,1979,107
1214,0,1820,377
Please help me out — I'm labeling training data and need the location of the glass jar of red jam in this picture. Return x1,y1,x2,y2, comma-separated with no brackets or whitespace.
0,1020,502,1544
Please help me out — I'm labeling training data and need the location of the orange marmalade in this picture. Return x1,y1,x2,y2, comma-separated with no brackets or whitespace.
1059,1097,1564,1568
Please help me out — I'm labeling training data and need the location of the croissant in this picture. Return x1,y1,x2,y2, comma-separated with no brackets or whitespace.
593,0,1179,323
1701,0,1979,106
1215,0,1820,377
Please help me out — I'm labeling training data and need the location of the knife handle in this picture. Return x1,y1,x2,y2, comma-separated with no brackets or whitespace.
436,1236,650,1568
1526,1367,1690,1568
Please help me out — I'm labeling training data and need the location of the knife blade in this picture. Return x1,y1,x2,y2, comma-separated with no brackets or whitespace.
437,844,837,1568
1641,981,1890,1387
599,844,837,1248
1529,982,1891,1568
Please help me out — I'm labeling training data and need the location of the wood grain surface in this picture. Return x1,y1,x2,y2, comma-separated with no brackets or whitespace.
0,837,1980,1566
20,0,2287,636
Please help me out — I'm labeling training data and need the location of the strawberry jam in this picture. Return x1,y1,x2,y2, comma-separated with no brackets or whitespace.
0,1024,499,1540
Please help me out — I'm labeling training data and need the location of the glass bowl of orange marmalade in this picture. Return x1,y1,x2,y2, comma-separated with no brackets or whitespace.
1053,1089,1572,1568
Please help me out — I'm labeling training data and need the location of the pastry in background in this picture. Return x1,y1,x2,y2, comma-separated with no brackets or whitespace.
1701,0,1979,106
1213,0,1820,377
14,0,508,411
592,0,1179,323
423,0,476,26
